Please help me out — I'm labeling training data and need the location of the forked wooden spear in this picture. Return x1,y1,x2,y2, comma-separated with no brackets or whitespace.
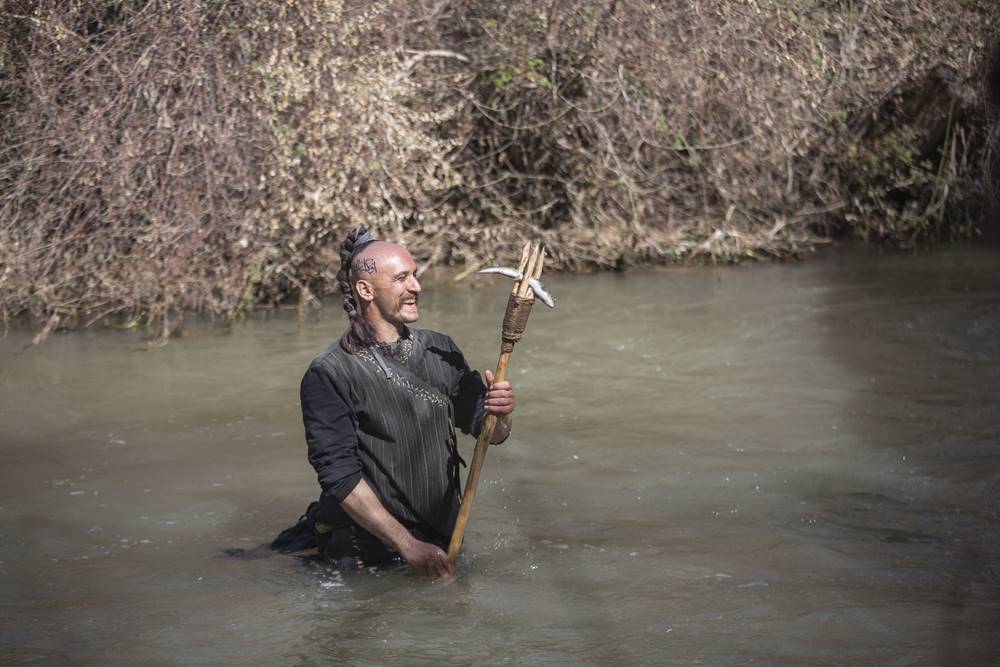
447,241,554,563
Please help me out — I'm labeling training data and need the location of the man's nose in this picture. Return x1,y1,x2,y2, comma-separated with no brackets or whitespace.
408,275,421,293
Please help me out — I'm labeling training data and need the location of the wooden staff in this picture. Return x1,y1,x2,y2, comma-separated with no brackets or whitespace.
447,242,546,563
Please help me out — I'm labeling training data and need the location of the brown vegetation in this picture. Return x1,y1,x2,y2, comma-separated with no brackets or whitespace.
984,35,1000,229
0,1,998,341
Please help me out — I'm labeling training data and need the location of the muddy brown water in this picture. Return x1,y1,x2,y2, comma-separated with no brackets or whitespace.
2,244,999,665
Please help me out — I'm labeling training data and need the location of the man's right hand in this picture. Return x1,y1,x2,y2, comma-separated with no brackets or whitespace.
400,537,453,578
341,479,454,579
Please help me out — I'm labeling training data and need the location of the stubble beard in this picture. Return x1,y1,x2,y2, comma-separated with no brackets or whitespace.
397,295,419,323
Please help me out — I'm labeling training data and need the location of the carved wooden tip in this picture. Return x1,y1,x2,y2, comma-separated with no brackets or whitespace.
517,242,531,272
517,243,544,299
512,242,532,294
533,244,545,279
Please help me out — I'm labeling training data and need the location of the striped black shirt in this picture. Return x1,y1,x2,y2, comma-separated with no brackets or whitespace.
300,328,487,541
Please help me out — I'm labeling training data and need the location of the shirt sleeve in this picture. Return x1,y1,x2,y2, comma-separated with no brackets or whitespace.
447,337,488,437
300,362,362,503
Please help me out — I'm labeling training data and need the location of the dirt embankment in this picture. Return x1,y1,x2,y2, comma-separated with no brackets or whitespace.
1,1,998,341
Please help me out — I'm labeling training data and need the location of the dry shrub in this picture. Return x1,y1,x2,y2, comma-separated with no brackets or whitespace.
984,34,1000,223
419,0,999,266
1,1,264,338
0,0,998,339
0,0,456,339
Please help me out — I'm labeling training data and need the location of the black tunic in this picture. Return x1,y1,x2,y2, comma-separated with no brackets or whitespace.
300,327,487,545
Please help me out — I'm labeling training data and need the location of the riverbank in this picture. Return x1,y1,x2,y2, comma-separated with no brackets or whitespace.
3,238,993,347
1,2,998,342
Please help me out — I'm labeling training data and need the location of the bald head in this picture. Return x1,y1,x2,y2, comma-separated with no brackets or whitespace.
351,241,407,278
350,241,422,337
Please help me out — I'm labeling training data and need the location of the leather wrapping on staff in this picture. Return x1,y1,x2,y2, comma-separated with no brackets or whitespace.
501,294,534,352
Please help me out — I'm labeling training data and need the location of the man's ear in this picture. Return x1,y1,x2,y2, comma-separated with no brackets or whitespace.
355,279,374,303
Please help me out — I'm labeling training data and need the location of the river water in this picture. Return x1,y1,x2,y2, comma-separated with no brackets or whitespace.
1,244,998,665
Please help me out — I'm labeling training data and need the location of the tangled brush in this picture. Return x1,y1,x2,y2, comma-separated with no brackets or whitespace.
1,1,997,342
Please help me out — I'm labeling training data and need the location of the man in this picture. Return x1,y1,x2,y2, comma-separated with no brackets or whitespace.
289,227,514,578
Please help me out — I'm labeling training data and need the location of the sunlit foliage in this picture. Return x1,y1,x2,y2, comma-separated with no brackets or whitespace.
0,0,996,340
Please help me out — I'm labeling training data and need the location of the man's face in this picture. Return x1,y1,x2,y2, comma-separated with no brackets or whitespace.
355,244,421,327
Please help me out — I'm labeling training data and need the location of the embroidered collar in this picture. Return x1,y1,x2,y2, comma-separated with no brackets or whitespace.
358,328,414,380
355,330,447,408
373,329,413,365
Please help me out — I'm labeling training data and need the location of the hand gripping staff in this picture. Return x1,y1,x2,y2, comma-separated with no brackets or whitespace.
447,242,556,564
